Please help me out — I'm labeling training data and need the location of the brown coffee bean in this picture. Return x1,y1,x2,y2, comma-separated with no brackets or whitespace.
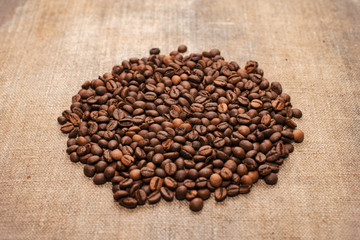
220,167,233,180
93,173,106,185
178,45,187,53
134,189,147,205
129,169,141,180
214,187,227,202
150,176,163,191
210,173,222,187
293,129,304,142
241,175,253,186
197,188,210,200
160,187,174,201
164,176,178,189
292,108,302,118
61,122,74,133
264,173,278,185
119,197,138,209
113,190,129,200
175,186,187,200
110,149,123,161
164,162,177,175
189,198,203,212
227,185,240,197
121,155,134,167
59,47,304,211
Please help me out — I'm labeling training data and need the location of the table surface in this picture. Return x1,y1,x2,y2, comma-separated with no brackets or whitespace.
0,0,359,239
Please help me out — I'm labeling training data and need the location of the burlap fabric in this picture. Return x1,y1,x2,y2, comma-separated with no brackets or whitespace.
0,0,359,239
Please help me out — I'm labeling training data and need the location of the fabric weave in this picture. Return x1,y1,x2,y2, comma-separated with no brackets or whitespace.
0,0,359,239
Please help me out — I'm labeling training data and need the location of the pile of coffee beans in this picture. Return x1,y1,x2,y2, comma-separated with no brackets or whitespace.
58,46,304,212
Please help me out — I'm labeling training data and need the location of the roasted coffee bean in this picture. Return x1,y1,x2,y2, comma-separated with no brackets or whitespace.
93,173,107,185
150,176,163,191
214,187,227,202
119,197,138,209
293,129,304,142
210,173,222,188
164,162,177,175
147,191,161,204
227,185,240,197
113,190,129,200
58,47,304,211
134,189,147,205
164,176,177,189
189,197,203,212
121,155,135,167
160,187,174,201
264,173,278,185
197,188,211,200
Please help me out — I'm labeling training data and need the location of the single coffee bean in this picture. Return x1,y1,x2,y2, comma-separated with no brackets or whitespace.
214,187,227,202
93,173,107,185
119,197,137,209
164,162,177,175
147,191,161,204
189,197,203,212
209,173,222,188
197,188,210,200
293,129,304,142
134,189,147,205
113,190,129,200
264,173,278,185
121,155,134,167
150,176,163,191
175,186,187,200
164,176,177,189
227,184,240,197
160,187,174,201
241,175,253,186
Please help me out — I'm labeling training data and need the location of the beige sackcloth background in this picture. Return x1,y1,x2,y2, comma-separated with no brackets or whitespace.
0,0,359,239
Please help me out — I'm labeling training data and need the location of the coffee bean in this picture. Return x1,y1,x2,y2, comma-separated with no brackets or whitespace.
264,173,278,185
293,129,304,142
210,173,222,188
134,189,147,205
61,122,74,133
292,108,302,118
227,185,240,197
164,162,177,175
147,191,161,204
178,45,187,53
175,186,188,200
214,187,227,202
189,197,203,212
186,189,198,200
241,175,253,186
93,173,106,185
114,190,129,200
150,176,163,191
197,188,210,200
119,197,138,209
164,176,177,189
150,48,160,55
121,155,134,167
160,187,174,201
59,47,304,211
220,167,232,180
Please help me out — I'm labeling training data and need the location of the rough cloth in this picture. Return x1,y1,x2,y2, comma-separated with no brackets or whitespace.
0,0,359,239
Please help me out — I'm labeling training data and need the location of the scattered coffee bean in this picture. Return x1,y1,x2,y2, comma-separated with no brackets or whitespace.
189,197,203,212
293,129,304,143
58,46,304,211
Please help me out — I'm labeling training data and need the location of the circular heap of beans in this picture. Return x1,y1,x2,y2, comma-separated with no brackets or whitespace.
58,46,304,212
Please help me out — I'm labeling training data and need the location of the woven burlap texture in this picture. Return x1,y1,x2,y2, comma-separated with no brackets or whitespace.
0,0,359,239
